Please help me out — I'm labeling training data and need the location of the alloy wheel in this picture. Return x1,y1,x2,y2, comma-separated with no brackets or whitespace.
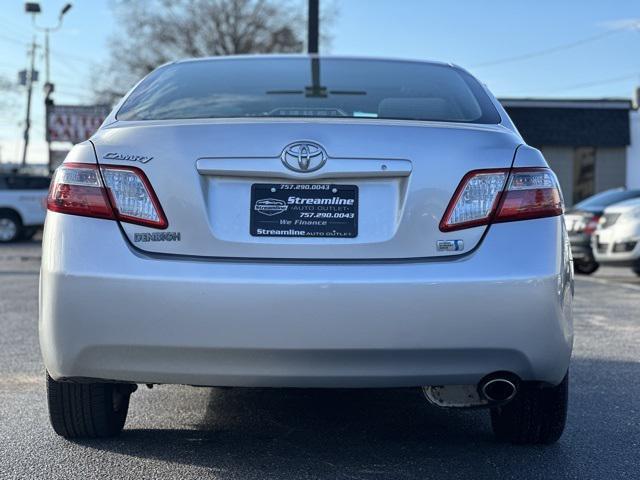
0,218,18,242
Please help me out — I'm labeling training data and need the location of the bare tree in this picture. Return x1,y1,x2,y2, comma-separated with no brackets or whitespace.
95,0,315,104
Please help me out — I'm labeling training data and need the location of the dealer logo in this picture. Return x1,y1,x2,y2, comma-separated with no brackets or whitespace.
254,198,288,216
281,141,327,173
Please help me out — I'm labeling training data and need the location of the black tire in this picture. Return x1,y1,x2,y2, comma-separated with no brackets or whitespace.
574,260,599,275
490,373,568,445
0,211,22,243
631,264,640,277
46,372,134,439
20,226,38,241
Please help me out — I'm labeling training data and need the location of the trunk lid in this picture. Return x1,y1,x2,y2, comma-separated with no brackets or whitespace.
93,119,520,260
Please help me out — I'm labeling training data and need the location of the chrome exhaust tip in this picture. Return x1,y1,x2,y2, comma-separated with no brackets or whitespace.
479,377,517,403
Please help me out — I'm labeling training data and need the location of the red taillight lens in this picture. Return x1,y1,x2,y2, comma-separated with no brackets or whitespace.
47,163,115,219
440,167,563,232
583,215,600,235
47,162,168,229
494,169,563,223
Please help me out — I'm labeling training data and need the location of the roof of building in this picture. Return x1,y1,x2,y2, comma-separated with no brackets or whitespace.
500,98,632,147
500,98,632,110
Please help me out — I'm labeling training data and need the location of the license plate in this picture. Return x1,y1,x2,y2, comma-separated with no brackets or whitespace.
250,183,358,238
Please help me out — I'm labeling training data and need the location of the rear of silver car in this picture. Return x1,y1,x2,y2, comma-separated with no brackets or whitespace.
39,56,572,444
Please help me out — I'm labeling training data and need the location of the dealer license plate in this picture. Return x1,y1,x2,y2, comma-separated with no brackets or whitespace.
250,183,358,238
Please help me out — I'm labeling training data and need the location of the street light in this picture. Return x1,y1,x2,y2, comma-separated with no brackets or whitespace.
60,3,72,17
26,2,73,94
24,2,41,14
24,2,72,170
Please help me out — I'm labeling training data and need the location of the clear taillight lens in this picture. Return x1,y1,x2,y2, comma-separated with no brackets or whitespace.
47,163,167,229
440,167,563,232
440,170,508,231
101,166,167,228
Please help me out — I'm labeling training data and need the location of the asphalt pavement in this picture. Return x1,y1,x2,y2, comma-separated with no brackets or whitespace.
1,237,639,479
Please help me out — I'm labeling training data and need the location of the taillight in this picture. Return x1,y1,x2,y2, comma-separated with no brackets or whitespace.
100,165,168,228
47,162,168,229
494,169,563,223
440,167,562,232
583,215,600,235
47,163,115,220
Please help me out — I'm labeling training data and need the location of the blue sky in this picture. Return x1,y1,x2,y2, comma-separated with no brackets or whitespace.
1,0,639,163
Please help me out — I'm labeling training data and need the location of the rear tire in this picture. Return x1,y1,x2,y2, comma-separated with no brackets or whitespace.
490,373,568,444
631,263,640,276
46,372,134,439
0,211,21,243
574,260,599,275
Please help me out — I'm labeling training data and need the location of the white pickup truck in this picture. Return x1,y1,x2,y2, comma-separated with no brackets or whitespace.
0,173,50,242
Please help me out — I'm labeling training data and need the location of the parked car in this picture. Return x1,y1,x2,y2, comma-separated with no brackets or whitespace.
564,188,640,274
40,55,572,444
592,197,640,274
0,172,50,242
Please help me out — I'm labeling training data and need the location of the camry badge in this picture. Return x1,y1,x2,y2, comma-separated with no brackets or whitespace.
281,141,327,173
103,152,153,164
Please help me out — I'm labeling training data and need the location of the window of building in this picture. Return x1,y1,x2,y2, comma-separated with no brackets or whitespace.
573,147,596,204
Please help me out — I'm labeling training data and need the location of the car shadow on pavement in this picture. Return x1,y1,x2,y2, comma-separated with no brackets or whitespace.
74,358,638,479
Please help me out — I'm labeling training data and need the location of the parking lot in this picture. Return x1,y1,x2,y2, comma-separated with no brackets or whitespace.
1,237,639,479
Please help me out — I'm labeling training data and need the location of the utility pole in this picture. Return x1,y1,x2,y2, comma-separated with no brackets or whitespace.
43,27,53,172
44,28,50,85
308,0,319,54
20,37,37,167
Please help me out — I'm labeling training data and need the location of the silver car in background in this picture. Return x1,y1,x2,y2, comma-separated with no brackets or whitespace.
40,56,572,444
593,197,640,274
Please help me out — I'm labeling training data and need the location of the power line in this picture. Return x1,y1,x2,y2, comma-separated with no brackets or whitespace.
0,32,95,66
0,19,31,42
511,72,639,96
0,17,31,33
0,32,31,47
0,17,32,34
551,74,638,93
0,41,95,97
472,26,634,69
0,16,96,64
49,46,95,65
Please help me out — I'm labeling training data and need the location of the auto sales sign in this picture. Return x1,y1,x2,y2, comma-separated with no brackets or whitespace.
47,105,110,144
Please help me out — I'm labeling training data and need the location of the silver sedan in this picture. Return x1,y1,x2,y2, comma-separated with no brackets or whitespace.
40,55,572,444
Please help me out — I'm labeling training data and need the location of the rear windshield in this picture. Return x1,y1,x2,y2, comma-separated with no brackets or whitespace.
117,57,501,124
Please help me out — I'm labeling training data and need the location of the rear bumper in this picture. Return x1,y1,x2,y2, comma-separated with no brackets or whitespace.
40,213,573,388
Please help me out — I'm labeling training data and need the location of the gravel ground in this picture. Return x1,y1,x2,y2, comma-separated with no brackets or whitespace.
1,237,639,479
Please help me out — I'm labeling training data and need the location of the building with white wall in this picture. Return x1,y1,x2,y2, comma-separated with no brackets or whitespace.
501,99,632,206
626,110,640,190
